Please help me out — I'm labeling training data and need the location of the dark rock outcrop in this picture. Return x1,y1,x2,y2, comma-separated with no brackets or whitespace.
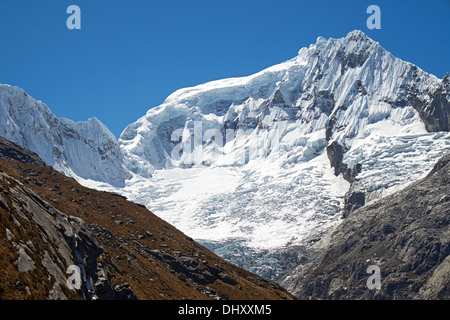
343,191,365,218
0,170,134,300
325,140,364,216
409,74,450,133
326,141,362,183
0,136,46,166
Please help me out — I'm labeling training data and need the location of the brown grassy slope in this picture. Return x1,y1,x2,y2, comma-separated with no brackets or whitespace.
0,153,293,300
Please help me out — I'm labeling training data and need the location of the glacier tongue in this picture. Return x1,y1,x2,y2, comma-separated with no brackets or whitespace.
0,84,131,185
114,30,449,278
112,148,348,249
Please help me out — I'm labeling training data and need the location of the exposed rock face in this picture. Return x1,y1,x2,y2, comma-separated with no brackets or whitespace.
280,152,450,300
0,137,46,166
406,72,450,133
326,140,364,216
0,170,134,300
343,190,365,218
326,141,362,183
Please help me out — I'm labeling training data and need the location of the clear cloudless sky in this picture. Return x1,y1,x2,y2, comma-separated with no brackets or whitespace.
0,0,449,138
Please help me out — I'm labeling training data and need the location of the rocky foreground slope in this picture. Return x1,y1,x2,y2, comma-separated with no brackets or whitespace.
279,152,450,299
0,136,293,300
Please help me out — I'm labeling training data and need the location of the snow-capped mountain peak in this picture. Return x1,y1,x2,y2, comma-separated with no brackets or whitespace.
119,30,447,174
0,84,131,185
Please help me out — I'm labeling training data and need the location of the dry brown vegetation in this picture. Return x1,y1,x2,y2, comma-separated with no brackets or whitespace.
0,147,294,300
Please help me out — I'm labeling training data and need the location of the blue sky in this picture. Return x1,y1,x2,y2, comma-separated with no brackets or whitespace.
0,0,449,138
